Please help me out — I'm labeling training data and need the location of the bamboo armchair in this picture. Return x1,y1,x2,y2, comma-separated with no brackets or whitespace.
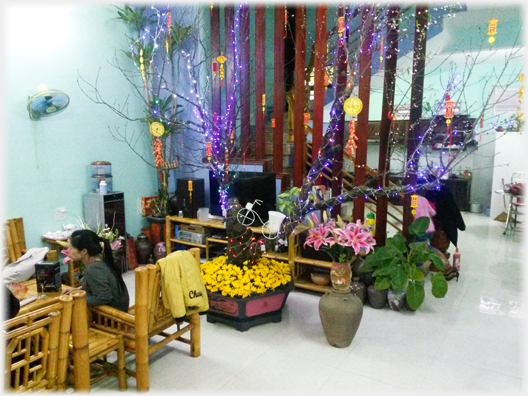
3,294,73,392
69,290,127,392
3,217,27,265
90,247,202,391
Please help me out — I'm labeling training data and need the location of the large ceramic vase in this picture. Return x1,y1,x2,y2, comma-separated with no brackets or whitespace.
319,262,363,348
135,233,154,265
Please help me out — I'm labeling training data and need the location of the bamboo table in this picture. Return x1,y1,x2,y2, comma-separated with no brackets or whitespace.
17,279,73,316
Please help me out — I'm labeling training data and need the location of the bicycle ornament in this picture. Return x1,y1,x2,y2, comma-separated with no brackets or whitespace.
236,199,285,240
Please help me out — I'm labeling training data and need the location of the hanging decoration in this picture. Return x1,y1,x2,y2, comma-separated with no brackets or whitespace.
344,96,363,117
488,19,498,50
262,94,266,117
303,113,310,129
153,138,164,167
345,118,358,157
217,55,227,87
284,9,288,37
271,118,275,128
139,48,146,81
225,147,229,183
517,73,524,132
165,11,171,55
150,121,165,137
210,3,213,16
444,94,455,145
379,36,384,72
212,61,217,77
338,16,345,45
230,130,235,145
410,194,418,219
206,141,212,163
188,180,193,207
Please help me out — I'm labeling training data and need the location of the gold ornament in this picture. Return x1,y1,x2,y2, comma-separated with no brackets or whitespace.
150,121,165,137
344,97,363,116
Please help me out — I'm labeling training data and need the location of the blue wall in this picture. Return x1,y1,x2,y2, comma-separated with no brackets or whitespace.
3,4,159,250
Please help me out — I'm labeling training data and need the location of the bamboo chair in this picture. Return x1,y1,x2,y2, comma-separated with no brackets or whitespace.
90,247,202,391
3,217,27,265
69,290,127,391
3,294,73,392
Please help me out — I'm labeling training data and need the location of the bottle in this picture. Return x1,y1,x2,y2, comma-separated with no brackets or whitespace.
99,180,107,194
452,248,461,271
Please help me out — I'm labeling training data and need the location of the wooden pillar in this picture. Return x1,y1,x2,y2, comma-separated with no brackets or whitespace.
240,4,251,159
254,5,266,160
352,4,375,222
403,4,428,236
273,4,286,174
331,4,348,215
293,4,306,187
375,5,400,246
312,4,327,185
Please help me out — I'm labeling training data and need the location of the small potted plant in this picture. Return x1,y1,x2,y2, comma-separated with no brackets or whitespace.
360,216,448,311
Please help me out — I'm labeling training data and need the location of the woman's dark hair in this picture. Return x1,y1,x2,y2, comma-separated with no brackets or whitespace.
70,229,127,292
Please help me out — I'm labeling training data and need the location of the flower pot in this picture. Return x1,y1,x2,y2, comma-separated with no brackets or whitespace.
367,285,387,309
330,262,352,292
206,280,294,332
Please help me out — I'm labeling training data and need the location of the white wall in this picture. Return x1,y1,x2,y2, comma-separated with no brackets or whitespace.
489,132,528,219
2,4,158,249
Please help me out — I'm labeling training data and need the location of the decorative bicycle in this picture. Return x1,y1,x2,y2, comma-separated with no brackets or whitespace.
236,199,285,240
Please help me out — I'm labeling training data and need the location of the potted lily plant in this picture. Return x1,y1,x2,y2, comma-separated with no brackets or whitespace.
360,216,448,311
303,211,376,287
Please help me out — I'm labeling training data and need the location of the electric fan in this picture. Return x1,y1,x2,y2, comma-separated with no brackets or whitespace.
27,85,70,120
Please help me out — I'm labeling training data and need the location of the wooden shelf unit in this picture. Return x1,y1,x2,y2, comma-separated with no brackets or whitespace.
165,216,334,293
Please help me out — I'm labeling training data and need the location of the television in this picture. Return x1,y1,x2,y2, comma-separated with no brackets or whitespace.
209,170,277,226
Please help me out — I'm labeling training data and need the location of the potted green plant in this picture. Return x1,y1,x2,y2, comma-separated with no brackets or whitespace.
277,186,301,216
360,216,448,311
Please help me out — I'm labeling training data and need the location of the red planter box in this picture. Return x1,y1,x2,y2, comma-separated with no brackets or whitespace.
206,281,294,331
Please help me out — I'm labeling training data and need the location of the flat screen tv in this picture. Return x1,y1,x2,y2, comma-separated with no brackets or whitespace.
209,170,277,226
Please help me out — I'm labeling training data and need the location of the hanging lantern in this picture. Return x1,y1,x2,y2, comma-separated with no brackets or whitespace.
230,130,235,144
303,112,310,128
488,19,498,49
262,94,266,117
271,118,275,128
212,61,217,77
338,17,345,37
217,55,227,87
210,3,213,16
410,194,418,218
344,96,363,117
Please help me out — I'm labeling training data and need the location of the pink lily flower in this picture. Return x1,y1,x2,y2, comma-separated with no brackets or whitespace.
304,224,330,251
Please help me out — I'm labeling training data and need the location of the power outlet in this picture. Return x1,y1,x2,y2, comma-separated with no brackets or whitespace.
55,207,66,221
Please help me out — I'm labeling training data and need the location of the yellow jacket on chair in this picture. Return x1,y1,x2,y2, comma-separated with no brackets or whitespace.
158,250,209,318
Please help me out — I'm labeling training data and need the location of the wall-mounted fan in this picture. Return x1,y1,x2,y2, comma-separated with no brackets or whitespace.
27,85,70,120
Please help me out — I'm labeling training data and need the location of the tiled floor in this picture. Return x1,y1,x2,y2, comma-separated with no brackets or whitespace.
92,212,525,392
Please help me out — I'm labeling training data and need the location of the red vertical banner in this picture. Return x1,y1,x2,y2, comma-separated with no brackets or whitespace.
293,4,306,187
312,4,327,186
254,5,266,160
273,4,285,174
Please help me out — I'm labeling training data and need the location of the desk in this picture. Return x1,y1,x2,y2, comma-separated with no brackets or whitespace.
17,279,73,316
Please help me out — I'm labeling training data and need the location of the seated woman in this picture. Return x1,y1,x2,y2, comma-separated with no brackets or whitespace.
64,229,129,312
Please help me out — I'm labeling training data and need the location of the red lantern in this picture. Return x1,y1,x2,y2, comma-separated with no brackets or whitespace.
303,113,310,126
445,94,455,147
